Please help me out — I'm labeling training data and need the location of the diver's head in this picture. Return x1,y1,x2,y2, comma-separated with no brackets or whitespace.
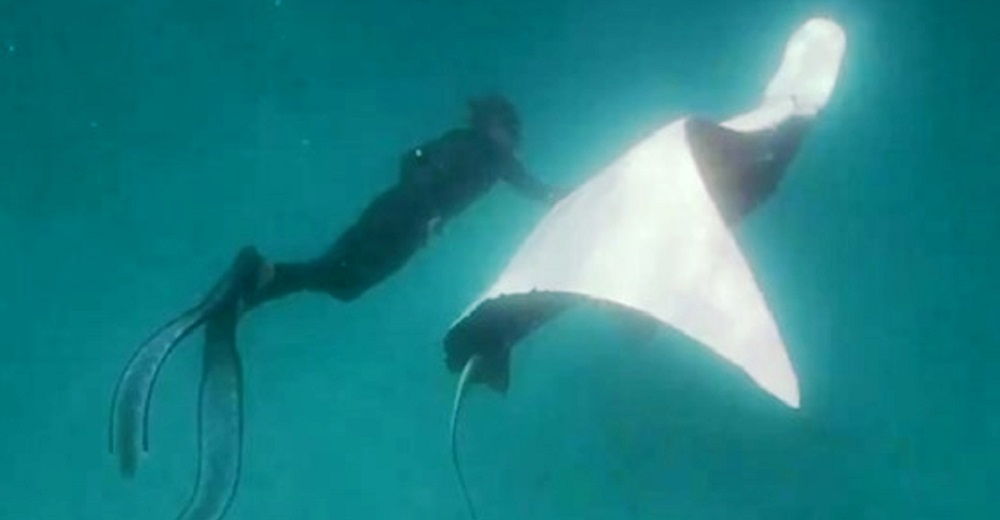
467,94,522,151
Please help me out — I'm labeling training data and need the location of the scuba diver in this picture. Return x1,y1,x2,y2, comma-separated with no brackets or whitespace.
108,94,566,520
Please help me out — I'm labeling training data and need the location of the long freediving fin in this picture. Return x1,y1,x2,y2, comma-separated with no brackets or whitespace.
108,299,217,476
451,354,483,520
108,249,254,477
176,306,244,520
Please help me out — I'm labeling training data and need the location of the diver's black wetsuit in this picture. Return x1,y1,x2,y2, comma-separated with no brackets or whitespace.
109,97,561,520
246,127,559,307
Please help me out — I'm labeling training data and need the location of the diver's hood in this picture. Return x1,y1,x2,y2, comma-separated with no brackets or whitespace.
445,18,847,409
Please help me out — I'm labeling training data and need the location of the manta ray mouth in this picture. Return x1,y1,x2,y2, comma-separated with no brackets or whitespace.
450,354,483,520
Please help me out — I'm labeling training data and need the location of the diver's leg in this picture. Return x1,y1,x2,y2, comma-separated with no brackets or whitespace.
230,246,398,309
240,186,434,306
110,186,430,484
296,187,433,302
309,226,429,301
241,259,322,307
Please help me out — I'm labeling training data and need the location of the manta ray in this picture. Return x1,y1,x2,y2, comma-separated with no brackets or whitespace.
444,17,848,518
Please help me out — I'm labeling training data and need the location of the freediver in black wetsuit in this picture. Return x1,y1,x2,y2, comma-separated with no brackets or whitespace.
245,95,567,307
108,94,566,520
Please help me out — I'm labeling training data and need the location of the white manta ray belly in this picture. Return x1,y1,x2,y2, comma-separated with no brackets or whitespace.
455,119,800,406
448,17,846,408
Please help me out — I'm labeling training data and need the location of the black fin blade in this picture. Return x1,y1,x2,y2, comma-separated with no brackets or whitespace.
177,308,244,520
109,256,247,476
109,304,208,477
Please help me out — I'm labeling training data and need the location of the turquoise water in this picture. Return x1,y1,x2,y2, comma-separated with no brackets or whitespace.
1,0,997,518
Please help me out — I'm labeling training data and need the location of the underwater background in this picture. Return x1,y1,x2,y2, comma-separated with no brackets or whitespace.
1,0,997,518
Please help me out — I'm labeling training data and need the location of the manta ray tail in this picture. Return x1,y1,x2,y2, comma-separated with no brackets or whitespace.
451,354,483,520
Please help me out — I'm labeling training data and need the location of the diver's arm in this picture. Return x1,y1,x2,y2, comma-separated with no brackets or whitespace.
499,159,568,205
